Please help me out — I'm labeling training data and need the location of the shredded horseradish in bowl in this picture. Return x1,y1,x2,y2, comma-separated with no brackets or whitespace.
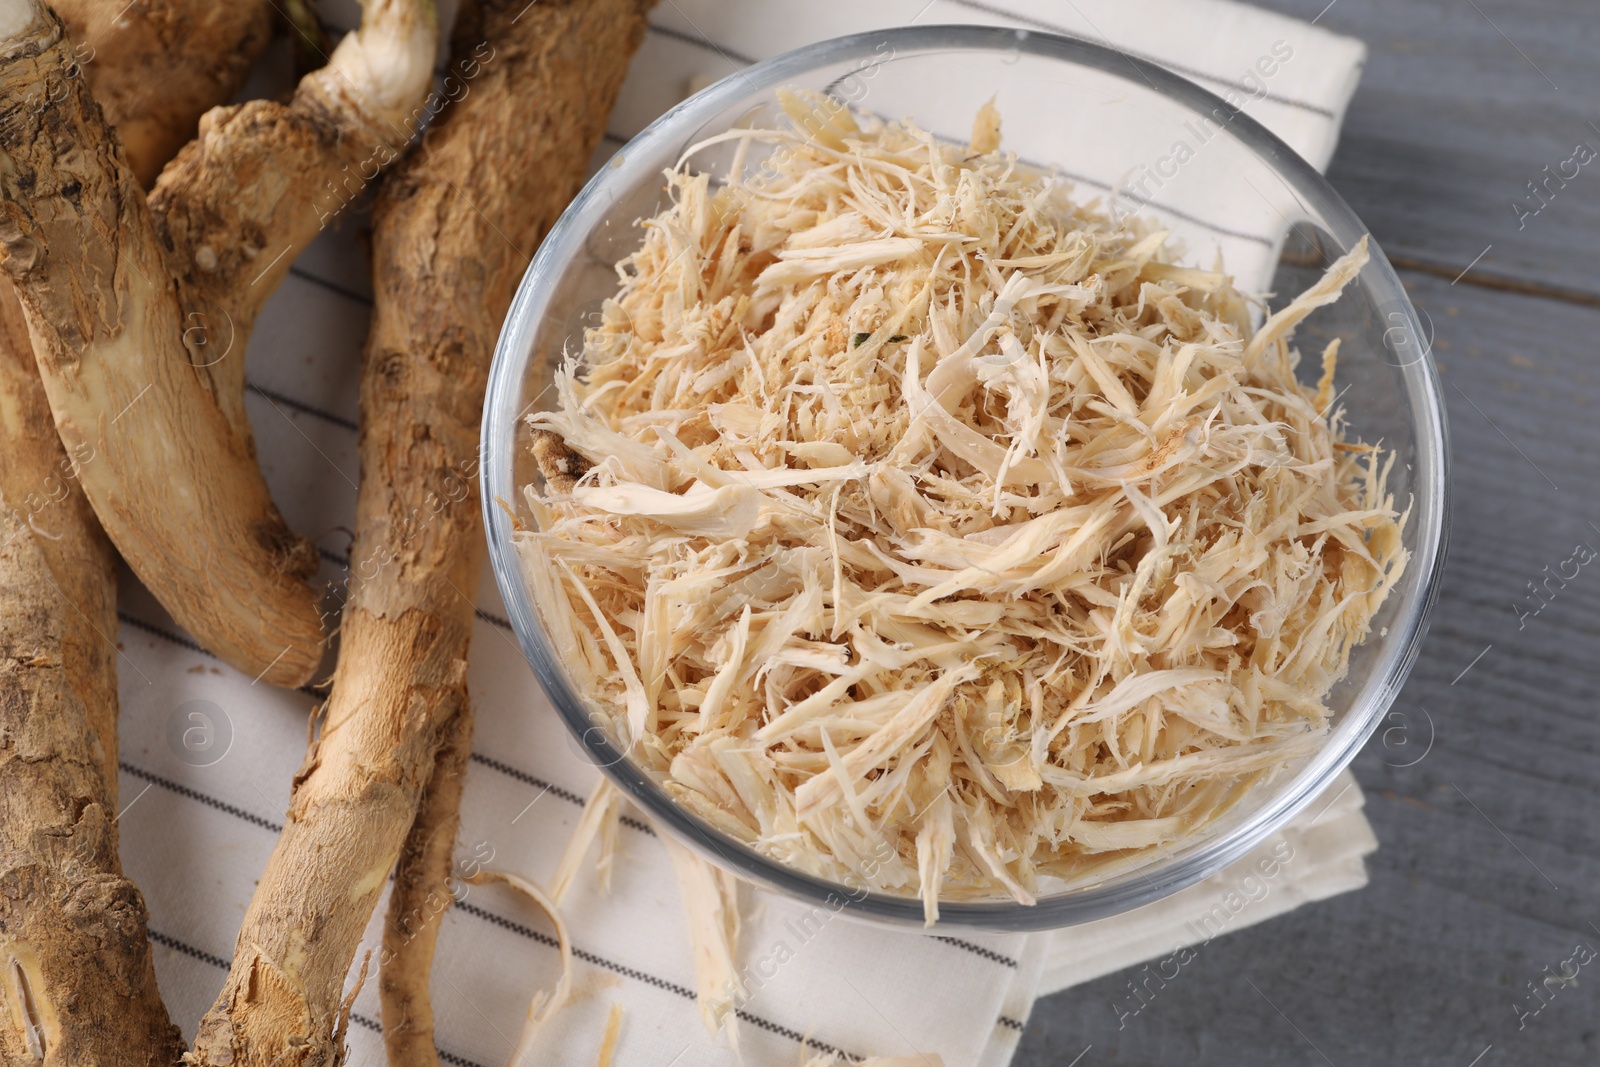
514,95,1407,923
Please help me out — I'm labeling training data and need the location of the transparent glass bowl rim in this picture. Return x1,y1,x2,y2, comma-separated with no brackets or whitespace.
481,24,1450,932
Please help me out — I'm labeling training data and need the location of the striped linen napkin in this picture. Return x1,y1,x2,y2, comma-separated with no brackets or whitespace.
113,0,1373,1064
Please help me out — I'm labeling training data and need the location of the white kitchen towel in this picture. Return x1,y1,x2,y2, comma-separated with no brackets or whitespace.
1040,770,1377,998
110,1,1373,1066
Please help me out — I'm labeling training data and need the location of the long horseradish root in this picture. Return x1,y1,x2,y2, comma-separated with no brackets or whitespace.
0,0,436,687
186,2,651,1064
0,5,298,1062
376,2,651,1054
522,103,1408,920
0,298,183,1067
376,1,655,1056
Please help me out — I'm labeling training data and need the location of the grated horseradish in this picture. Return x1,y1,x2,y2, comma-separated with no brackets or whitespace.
517,96,1407,922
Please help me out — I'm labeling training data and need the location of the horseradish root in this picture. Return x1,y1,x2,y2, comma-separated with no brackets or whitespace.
0,5,304,1060
0,0,435,687
371,3,652,1057
520,102,1407,916
147,0,439,446
54,0,276,188
0,237,182,1067
379,697,471,1067
186,3,651,1063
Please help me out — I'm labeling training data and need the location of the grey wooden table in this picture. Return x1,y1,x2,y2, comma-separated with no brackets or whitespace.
1016,1,1600,1064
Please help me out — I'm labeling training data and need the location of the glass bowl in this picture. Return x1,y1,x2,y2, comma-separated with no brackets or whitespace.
481,25,1448,931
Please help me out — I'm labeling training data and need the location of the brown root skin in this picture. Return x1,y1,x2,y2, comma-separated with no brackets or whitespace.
0,0,290,798
149,25,434,444
0,0,437,687
186,1,653,1063
0,291,119,798
0,199,182,1067
376,3,652,1056
0,7,326,687
0,5,289,1063
529,427,592,493
188,607,474,1067
380,695,472,1067
54,0,277,188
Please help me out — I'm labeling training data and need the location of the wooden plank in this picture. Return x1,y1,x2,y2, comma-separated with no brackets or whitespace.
1023,860,1593,1064
1248,0,1600,301
1019,265,1600,1064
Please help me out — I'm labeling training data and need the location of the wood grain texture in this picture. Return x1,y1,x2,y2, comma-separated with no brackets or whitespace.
1017,4,1600,1063
1261,0,1600,301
